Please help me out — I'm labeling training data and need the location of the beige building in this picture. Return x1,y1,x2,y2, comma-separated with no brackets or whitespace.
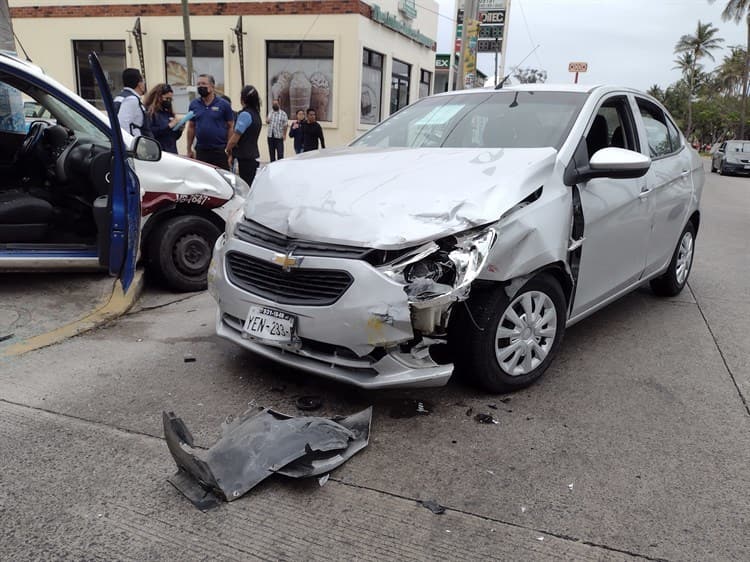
9,0,438,159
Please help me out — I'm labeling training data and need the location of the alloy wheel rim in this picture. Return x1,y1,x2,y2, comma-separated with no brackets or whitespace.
495,290,557,376
675,232,694,286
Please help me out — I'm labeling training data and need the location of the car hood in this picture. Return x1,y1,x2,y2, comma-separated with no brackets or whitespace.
245,146,558,249
132,151,234,200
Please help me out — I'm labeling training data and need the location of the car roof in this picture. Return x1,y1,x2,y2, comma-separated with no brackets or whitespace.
0,51,46,76
434,83,647,97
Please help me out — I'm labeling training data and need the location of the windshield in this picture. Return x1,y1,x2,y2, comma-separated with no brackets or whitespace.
0,71,110,145
352,91,588,150
727,141,750,152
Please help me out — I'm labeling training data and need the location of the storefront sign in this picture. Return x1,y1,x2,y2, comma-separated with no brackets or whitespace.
478,9,505,51
371,4,435,49
479,0,506,10
398,0,417,20
462,19,479,87
435,54,452,69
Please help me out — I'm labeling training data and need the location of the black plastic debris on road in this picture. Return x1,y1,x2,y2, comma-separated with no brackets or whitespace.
388,398,432,419
183,355,196,363
295,395,323,411
474,413,498,424
164,406,372,510
419,499,446,515
0,333,14,343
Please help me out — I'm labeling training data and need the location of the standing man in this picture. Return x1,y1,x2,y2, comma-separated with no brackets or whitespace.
266,98,288,161
187,74,234,170
114,68,152,138
301,108,325,152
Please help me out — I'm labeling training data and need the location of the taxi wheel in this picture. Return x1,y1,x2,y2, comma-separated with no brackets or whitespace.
451,274,567,393
147,215,221,292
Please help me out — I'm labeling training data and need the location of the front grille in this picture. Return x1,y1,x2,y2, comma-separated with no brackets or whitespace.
235,219,371,259
226,251,353,305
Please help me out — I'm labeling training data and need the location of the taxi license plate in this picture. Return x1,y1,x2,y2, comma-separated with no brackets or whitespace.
243,306,296,342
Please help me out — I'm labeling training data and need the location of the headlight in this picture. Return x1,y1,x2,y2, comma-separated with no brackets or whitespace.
216,169,251,198
382,227,496,302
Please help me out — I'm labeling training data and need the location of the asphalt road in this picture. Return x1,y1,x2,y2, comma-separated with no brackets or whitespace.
1,164,749,561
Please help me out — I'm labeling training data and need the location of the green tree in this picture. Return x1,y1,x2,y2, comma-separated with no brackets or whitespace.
710,0,750,137
717,45,747,97
674,20,724,138
646,84,665,102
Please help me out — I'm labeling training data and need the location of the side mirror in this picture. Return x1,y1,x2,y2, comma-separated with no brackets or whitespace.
132,135,162,162
589,147,652,178
564,139,651,186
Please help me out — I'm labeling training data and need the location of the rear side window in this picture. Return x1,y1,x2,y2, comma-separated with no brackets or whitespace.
637,99,673,158
665,118,682,152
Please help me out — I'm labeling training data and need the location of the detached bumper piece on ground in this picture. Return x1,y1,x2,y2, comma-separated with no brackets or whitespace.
163,406,372,510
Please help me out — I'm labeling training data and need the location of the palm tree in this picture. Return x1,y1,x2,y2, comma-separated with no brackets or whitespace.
675,21,724,138
717,46,747,96
647,84,665,101
710,0,750,137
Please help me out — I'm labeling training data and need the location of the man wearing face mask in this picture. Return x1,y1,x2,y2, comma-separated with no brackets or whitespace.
186,74,234,169
114,68,152,138
266,98,288,161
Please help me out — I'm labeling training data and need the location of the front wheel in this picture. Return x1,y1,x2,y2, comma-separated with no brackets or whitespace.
452,274,567,393
147,215,221,292
650,223,695,297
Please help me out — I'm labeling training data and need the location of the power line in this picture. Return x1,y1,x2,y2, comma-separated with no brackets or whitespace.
515,0,544,69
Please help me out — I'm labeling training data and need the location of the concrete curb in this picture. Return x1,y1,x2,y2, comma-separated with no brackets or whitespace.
0,270,145,359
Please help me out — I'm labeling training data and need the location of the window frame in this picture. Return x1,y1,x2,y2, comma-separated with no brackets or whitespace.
636,97,682,160
390,58,411,115
361,47,384,125
72,39,126,109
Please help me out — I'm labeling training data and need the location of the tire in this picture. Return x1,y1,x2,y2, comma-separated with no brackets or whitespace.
146,215,221,292
710,161,716,173
719,163,727,176
650,222,696,297
451,274,567,393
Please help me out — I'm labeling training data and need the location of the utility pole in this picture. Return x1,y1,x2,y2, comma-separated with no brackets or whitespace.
180,0,194,99
457,0,480,90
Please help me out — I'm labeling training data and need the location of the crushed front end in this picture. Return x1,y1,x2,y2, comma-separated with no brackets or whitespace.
208,214,496,389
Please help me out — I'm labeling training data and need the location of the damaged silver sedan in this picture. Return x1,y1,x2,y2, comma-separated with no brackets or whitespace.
208,85,704,392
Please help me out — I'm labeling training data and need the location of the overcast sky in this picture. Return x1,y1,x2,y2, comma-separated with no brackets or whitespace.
434,0,748,89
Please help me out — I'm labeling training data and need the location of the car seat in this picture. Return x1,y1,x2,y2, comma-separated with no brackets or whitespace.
586,114,609,158
0,190,54,242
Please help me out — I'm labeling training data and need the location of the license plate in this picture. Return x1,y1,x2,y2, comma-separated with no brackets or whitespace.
243,305,296,342
744,165,750,169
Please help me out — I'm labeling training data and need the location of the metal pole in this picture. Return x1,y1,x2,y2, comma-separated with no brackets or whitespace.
494,40,500,87
574,72,579,84
446,1,459,92
457,0,479,90
180,0,194,98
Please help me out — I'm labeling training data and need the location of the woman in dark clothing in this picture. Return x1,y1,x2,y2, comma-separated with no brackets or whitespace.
143,83,182,154
225,85,262,186
288,109,305,154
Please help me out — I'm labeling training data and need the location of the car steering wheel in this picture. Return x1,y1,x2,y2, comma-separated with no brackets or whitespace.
16,120,47,161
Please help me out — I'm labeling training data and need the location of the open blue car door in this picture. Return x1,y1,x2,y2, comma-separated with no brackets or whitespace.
88,52,140,292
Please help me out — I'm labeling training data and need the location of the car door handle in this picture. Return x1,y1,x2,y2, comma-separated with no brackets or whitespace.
639,186,651,198
680,170,690,177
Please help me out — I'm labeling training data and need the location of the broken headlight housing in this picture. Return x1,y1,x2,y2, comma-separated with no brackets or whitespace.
382,227,496,304
216,168,251,198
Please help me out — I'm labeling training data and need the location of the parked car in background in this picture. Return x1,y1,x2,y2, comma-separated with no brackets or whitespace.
0,52,247,292
711,140,750,175
210,84,703,392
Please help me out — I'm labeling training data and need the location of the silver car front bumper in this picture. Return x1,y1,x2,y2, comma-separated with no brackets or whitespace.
209,235,454,389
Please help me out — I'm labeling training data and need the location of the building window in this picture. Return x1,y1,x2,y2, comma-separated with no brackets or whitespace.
165,40,224,114
390,59,411,115
419,69,432,99
361,48,383,125
267,41,334,122
73,40,126,109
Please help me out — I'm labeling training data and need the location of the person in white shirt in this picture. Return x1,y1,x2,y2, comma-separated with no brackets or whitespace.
114,68,152,138
266,98,288,161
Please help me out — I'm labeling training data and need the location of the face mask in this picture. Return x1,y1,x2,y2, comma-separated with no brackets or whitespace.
197,86,210,98
162,99,172,111
273,104,279,111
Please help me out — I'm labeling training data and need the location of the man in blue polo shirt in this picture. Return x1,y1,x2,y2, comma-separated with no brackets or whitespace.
186,74,234,170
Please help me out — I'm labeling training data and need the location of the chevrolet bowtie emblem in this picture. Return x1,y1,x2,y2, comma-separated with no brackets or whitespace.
273,251,303,271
